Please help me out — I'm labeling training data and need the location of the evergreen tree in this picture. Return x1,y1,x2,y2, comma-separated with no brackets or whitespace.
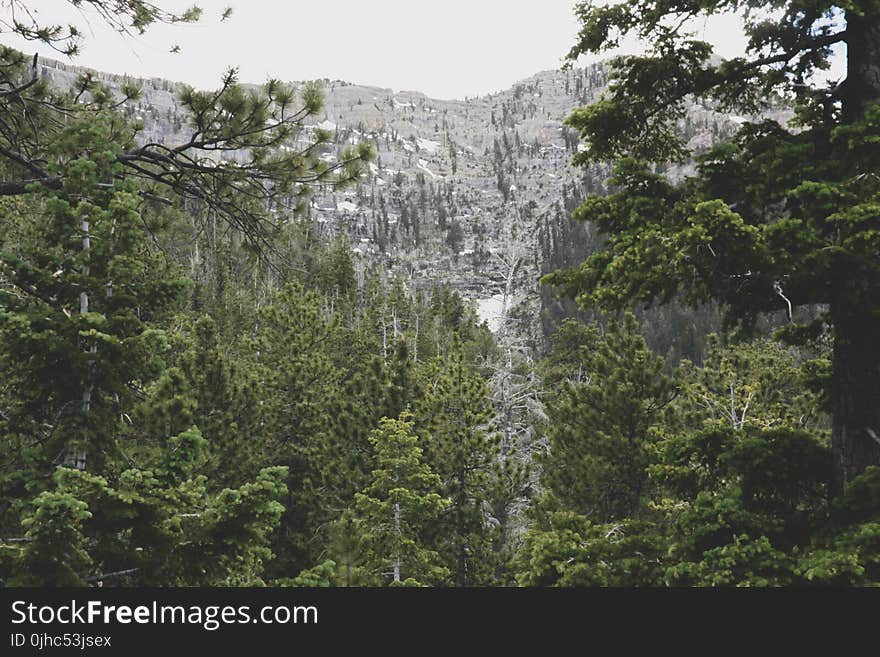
353,415,449,586
652,340,832,586
414,340,520,585
0,113,288,586
548,0,880,496
176,316,264,488
248,283,350,573
0,112,186,479
538,314,675,522
517,326,879,586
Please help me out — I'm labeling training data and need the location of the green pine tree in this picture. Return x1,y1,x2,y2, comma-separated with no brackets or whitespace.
354,415,449,586
0,110,288,587
538,314,676,522
414,338,520,585
547,0,880,497
0,111,187,479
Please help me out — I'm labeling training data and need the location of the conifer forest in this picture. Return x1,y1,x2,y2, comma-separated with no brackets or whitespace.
1,1,879,588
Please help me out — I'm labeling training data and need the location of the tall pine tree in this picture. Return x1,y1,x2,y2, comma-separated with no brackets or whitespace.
414,339,523,585
353,415,449,586
547,0,880,496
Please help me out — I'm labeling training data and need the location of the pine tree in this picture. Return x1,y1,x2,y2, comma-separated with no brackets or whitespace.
538,314,675,522
652,341,831,586
247,283,346,572
1,37,372,247
518,320,837,587
547,1,880,496
0,112,187,478
251,281,404,575
0,110,288,587
414,339,518,585
177,315,263,487
354,415,449,586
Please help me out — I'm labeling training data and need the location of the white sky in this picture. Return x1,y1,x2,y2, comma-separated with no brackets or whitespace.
1,1,761,99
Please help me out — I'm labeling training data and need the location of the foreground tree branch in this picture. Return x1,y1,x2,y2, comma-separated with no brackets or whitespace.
0,49,373,247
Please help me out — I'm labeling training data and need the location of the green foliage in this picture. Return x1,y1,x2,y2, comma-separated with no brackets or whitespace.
6,433,289,586
0,3,548,590
1,2,203,57
516,512,667,587
413,339,524,585
0,101,290,587
565,1,852,163
246,281,373,572
0,112,187,477
7,0,878,590
0,40,373,248
518,310,880,587
175,316,264,487
276,560,337,587
552,0,880,501
675,335,825,433
14,490,93,586
353,415,450,586
538,314,675,521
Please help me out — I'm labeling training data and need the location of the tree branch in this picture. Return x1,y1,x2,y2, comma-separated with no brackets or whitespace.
0,141,47,178
82,567,140,584
0,52,38,99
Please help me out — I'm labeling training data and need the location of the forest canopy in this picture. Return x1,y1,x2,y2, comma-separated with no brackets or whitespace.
0,1,878,587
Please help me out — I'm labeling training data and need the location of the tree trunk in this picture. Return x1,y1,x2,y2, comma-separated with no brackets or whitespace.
829,10,880,496
393,502,401,583
843,9,880,124
64,216,91,471
830,314,880,497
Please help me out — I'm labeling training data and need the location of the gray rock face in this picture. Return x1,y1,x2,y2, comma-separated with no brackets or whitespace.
36,58,765,347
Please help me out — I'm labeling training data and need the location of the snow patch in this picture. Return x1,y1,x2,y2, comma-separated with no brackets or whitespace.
416,138,441,153
476,295,505,333
337,200,359,213
417,159,437,179
316,119,337,131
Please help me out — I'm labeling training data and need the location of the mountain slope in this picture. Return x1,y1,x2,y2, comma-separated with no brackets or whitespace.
38,57,758,351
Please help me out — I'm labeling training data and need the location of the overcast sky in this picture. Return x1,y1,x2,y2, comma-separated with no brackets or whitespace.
2,1,757,99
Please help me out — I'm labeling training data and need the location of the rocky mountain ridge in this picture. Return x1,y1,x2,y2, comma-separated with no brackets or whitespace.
37,56,759,352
